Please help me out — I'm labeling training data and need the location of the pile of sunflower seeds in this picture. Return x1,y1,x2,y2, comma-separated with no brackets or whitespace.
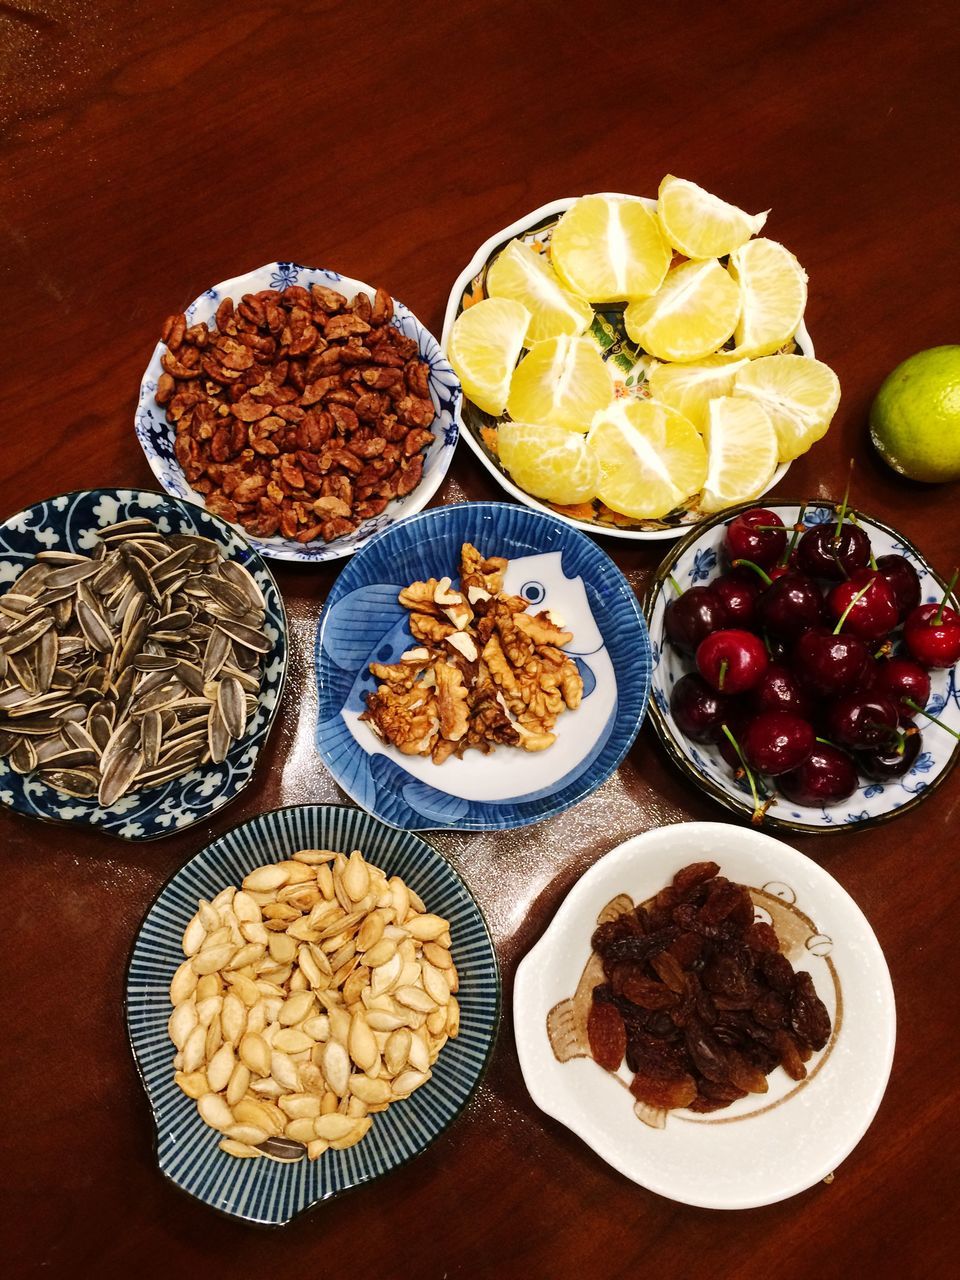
0,518,270,806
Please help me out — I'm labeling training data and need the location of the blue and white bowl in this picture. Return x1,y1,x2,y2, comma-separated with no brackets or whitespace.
135,262,461,563
315,501,651,831
126,804,500,1225
0,488,287,840
645,501,960,834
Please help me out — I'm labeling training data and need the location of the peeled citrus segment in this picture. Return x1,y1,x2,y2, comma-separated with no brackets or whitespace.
733,354,841,462
486,240,594,346
586,399,707,519
550,195,671,303
699,395,779,513
507,335,614,432
497,422,600,505
447,297,530,416
657,175,768,259
729,238,808,358
623,259,741,362
646,354,751,433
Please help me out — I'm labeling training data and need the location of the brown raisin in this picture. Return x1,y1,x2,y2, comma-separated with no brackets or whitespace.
587,998,626,1072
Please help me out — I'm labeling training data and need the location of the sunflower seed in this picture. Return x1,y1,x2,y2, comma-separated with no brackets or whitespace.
217,675,245,740
215,617,271,654
38,766,99,798
76,600,114,653
98,745,144,806
208,706,231,764
141,710,162,767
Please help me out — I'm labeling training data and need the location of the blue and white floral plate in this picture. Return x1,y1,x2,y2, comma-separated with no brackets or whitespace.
315,501,651,830
135,261,461,563
644,501,960,834
0,488,287,840
126,804,500,1225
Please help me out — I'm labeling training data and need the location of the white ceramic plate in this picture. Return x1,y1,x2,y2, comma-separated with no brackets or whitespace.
442,195,809,541
513,822,895,1209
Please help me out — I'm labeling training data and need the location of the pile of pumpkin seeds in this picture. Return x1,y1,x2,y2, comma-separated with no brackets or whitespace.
0,517,271,806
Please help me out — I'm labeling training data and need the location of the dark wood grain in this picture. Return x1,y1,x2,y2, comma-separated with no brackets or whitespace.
2,1,959,1274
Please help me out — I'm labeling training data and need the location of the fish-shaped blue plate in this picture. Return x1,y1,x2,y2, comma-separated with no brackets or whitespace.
126,803,500,1225
315,502,651,830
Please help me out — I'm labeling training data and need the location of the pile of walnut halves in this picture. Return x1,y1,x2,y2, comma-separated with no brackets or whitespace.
361,543,584,763
156,283,436,544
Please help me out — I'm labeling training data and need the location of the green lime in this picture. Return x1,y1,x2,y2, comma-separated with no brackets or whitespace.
869,345,960,483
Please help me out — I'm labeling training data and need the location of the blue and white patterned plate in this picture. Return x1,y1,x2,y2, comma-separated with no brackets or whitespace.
644,501,960,834
125,804,500,1225
0,488,287,840
315,501,651,830
135,261,461,563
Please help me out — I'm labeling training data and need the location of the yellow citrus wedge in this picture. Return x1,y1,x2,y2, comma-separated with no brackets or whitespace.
657,175,768,259
645,354,751,433
733,354,841,462
447,297,530,416
728,238,808,357
700,395,779,513
550,195,671,303
623,258,741,362
486,239,594,345
497,422,600,505
586,399,707,519
507,335,614,432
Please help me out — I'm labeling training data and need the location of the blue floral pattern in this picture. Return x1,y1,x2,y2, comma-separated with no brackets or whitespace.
135,263,461,564
644,501,960,833
0,489,287,840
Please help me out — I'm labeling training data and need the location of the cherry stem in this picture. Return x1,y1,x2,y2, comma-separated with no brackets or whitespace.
833,577,877,636
732,558,773,587
782,503,808,565
868,554,879,571
904,696,960,741
721,723,763,820
718,658,728,691
933,568,959,626
834,459,855,542
874,640,893,660
667,574,683,597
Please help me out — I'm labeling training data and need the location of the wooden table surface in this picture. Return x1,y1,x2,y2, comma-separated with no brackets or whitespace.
2,2,958,1275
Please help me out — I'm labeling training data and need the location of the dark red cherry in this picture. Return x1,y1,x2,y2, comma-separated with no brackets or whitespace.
875,657,931,713
796,522,871,581
827,570,899,641
826,691,900,749
903,599,960,669
748,663,813,718
710,569,762,629
742,711,815,775
664,585,725,656
779,743,860,806
792,628,869,697
696,630,769,694
875,554,922,619
856,721,923,779
756,572,824,641
724,508,786,569
670,674,732,743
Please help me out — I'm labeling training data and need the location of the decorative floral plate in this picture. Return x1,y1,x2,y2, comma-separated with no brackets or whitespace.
442,195,811,541
0,488,287,840
135,261,461,563
644,501,960,833
315,501,651,830
514,822,896,1209
125,804,500,1225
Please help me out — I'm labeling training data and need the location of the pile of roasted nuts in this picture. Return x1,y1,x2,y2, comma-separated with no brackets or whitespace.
156,283,436,544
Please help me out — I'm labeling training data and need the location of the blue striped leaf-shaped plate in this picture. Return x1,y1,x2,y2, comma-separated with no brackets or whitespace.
315,501,651,830
126,804,500,1224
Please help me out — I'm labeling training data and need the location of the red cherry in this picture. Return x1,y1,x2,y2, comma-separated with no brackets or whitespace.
749,663,814,718
670,674,733,743
742,711,816,775
875,554,922,619
724,509,786,569
875,657,931,713
780,743,859,806
904,600,960,669
664,585,725,656
710,569,762,629
696,630,769,694
792,628,869,696
826,691,900,749
827,570,899,640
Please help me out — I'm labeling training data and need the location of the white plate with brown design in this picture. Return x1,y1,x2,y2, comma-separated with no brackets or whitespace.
513,822,895,1209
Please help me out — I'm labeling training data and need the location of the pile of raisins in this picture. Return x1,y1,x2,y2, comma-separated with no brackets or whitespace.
587,861,831,1112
